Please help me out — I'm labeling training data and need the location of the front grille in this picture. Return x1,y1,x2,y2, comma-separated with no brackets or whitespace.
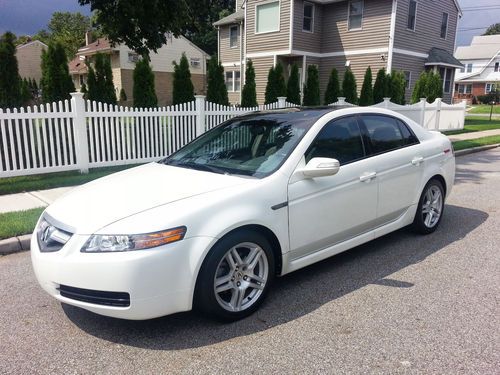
58,285,130,307
37,218,72,252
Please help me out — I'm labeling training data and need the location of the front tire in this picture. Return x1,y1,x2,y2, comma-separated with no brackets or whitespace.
195,230,275,321
412,179,445,234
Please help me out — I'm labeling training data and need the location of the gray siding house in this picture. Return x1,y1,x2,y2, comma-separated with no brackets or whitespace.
215,0,462,105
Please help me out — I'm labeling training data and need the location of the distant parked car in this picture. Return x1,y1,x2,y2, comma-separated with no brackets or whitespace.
31,107,455,321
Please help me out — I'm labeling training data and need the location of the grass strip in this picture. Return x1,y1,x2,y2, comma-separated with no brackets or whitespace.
0,207,44,240
452,135,500,151
0,164,143,196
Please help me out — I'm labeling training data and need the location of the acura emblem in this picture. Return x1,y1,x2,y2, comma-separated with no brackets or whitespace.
41,225,55,243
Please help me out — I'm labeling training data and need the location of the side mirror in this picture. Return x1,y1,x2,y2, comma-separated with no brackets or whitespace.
297,157,340,179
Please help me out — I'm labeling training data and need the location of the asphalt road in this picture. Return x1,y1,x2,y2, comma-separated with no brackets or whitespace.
1,149,499,375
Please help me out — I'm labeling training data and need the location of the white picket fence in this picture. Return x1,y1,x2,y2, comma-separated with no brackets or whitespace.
0,93,465,178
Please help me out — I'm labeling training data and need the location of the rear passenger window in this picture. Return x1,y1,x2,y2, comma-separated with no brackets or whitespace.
397,119,419,145
305,116,365,165
361,115,406,154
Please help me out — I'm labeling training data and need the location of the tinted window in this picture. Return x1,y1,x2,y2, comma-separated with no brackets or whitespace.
397,119,419,146
361,115,406,154
306,116,365,165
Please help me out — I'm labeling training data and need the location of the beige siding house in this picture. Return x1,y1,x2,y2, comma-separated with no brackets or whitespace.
215,0,462,105
70,35,209,106
16,40,48,84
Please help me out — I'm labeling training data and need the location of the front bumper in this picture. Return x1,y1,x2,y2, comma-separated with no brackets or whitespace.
31,232,216,320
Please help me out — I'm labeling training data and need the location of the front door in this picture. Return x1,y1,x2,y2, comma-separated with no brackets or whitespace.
288,116,378,260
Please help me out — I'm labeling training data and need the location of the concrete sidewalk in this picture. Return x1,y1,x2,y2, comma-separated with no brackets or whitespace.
448,129,500,142
0,186,75,214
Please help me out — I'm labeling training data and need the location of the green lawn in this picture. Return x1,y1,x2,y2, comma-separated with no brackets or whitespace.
443,117,500,135
0,164,143,196
468,105,500,114
0,208,44,240
452,135,500,151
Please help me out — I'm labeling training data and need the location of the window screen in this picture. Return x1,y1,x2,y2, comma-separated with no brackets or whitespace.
348,0,363,30
303,2,314,32
407,0,417,30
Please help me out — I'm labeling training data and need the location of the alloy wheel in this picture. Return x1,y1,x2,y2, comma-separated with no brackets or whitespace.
421,185,443,228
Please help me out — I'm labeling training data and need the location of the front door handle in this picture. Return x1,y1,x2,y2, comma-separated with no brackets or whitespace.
360,172,377,182
411,156,424,166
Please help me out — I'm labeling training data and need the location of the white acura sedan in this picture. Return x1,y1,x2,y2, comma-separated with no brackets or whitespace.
32,107,455,321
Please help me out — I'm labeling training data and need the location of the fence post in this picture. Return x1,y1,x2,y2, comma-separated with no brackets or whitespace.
435,98,442,130
277,97,287,108
419,98,426,127
195,95,206,137
383,97,391,109
337,97,346,106
71,92,89,174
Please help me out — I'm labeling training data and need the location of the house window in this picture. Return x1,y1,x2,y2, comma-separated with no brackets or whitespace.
439,67,452,94
457,84,472,94
225,71,241,92
486,83,496,93
348,0,363,30
404,71,411,89
466,63,473,73
256,1,280,33
407,0,417,31
303,2,314,32
128,52,139,63
230,25,239,48
495,62,499,72
440,12,448,39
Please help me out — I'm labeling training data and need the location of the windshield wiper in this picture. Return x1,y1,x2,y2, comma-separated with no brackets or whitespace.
166,161,229,175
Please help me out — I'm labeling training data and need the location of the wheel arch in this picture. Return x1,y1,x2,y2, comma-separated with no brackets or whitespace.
428,174,447,196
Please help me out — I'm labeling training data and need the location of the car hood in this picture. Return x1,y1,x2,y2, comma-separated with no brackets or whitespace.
45,163,251,234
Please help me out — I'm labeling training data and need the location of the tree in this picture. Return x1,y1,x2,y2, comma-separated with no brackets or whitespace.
48,12,91,58
483,23,500,36
324,68,341,105
20,78,32,105
80,82,88,99
40,42,75,103
264,66,277,105
274,63,287,98
411,71,443,104
86,64,97,101
172,53,195,105
206,57,228,105
0,32,22,109
389,71,406,105
302,65,320,106
78,0,233,56
373,68,389,104
119,88,127,102
85,53,116,104
133,58,157,107
342,68,357,104
359,67,374,106
241,59,257,107
286,63,301,105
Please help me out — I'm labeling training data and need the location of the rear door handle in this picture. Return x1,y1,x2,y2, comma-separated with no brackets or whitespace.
411,156,424,166
360,172,377,182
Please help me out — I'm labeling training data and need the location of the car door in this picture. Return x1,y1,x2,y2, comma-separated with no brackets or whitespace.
358,114,424,224
288,116,378,260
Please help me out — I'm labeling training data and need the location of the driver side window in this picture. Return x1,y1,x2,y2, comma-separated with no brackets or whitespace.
305,116,365,165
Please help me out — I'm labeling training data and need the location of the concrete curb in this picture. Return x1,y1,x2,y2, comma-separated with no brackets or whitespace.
455,144,500,157
0,234,31,255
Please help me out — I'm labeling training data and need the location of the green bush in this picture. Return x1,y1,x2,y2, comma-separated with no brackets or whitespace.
241,60,257,107
373,68,389,104
172,53,195,105
286,63,301,105
133,58,157,108
324,68,341,105
359,67,374,106
342,68,358,104
119,88,127,102
85,53,116,105
0,32,21,109
302,65,320,106
412,71,443,104
389,71,406,105
206,57,229,105
40,41,74,103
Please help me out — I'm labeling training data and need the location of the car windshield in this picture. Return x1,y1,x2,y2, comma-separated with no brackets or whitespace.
160,111,327,178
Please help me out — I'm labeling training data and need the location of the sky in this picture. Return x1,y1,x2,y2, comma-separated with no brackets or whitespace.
0,0,499,48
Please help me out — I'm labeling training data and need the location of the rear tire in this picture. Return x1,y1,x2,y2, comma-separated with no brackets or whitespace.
412,179,445,234
194,230,275,321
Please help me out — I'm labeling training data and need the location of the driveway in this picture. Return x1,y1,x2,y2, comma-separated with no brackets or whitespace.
1,149,499,374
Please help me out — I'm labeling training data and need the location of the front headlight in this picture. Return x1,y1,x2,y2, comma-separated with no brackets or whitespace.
81,226,187,253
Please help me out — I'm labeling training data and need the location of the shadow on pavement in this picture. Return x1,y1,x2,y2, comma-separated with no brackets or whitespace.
455,148,500,185
63,204,487,350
